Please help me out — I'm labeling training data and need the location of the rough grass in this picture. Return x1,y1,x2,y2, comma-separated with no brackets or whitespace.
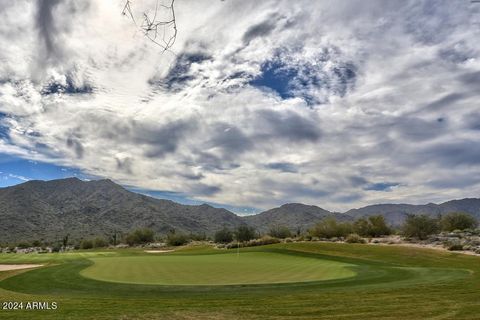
0,243,479,319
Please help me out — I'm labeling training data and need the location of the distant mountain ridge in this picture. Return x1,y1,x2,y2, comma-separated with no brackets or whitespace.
0,178,479,243
0,178,244,243
345,198,480,225
243,203,350,233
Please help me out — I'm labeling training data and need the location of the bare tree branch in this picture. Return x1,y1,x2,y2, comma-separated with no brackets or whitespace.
122,0,177,53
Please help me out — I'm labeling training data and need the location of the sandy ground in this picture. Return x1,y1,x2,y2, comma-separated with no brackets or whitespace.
368,239,480,256
0,264,43,271
144,250,175,253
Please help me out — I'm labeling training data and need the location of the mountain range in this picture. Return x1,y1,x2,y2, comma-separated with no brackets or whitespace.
0,178,479,243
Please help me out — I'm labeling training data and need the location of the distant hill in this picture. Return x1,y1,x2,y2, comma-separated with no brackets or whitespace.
0,178,244,243
243,203,350,233
0,178,479,243
345,199,480,226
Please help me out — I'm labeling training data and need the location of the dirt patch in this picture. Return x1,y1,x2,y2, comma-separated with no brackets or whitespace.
144,250,175,254
0,264,43,271
368,240,480,256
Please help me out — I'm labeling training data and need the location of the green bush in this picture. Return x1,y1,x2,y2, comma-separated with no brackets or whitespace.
80,239,94,249
235,225,256,242
31,240,42,247
268,225,292,239
125,228,155,246
93,237,108,248
354,215,391,237
446,242,464,251
167,233,190,246
353,218,369,237
440,212,478,232
309,218,353,239
214,228,234,243
16,242,30,249
189,233,207,241
345,233,366,244
402,214,439,240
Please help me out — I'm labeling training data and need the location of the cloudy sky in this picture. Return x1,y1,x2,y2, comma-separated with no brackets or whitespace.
0,0,479,214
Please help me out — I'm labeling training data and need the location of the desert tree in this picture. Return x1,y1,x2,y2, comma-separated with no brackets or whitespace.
402,214,439,240
268,225,292,239
235,225,256,242
309,218,353,239
353,215,391,237
214,227,234,243
62,233,70,248
440,212,478,232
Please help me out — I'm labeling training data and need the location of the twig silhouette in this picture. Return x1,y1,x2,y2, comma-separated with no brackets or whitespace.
122,0,177,53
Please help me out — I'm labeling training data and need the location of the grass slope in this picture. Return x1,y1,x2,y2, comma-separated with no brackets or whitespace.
0,243,478,319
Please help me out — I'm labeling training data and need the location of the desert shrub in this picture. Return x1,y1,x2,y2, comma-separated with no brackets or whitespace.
446,242,464,251
189,233,207,241
16,242,30,249
225,236,280,249
354,216,391,237
309,218,353,239
368,215,391,236
440,212,478,232
268,225,292,239
300,235,312,241
247,235,280,247
31,240,42,247
125,228,155,246
235,225,256,242
345,233,366,244
402,214,439,240
80,239,94,249
93,237,108,248
167,233,190,246
214,228,234,244
353,218,369,237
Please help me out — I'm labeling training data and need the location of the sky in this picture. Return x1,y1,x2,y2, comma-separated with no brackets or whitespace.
0,0,479,214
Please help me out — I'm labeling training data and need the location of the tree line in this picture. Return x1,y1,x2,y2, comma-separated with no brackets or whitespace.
308,212,478,241
3,212,478,251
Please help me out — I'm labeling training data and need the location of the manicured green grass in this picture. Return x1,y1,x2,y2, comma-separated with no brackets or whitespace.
0,243,479,319
80,252,356,285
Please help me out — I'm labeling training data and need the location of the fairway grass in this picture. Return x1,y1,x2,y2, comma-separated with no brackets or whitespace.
1,243,479,319
80,252,356,285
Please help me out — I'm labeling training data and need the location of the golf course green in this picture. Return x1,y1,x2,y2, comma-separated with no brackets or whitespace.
0,242,479,319
80,252,356,285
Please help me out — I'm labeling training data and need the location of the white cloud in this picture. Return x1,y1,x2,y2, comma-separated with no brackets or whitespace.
0,0,480,211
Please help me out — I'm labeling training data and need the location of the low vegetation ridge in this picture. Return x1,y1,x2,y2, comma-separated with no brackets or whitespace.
0,177,479,243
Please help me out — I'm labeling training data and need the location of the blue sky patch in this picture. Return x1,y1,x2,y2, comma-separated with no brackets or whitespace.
41,76,93,95
250,60,298,100
250,49,356,105
0,154,93,188
265,162,298,173
0,113,10,142
364,182,399,192
152,53,211,91
123,187,260,215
